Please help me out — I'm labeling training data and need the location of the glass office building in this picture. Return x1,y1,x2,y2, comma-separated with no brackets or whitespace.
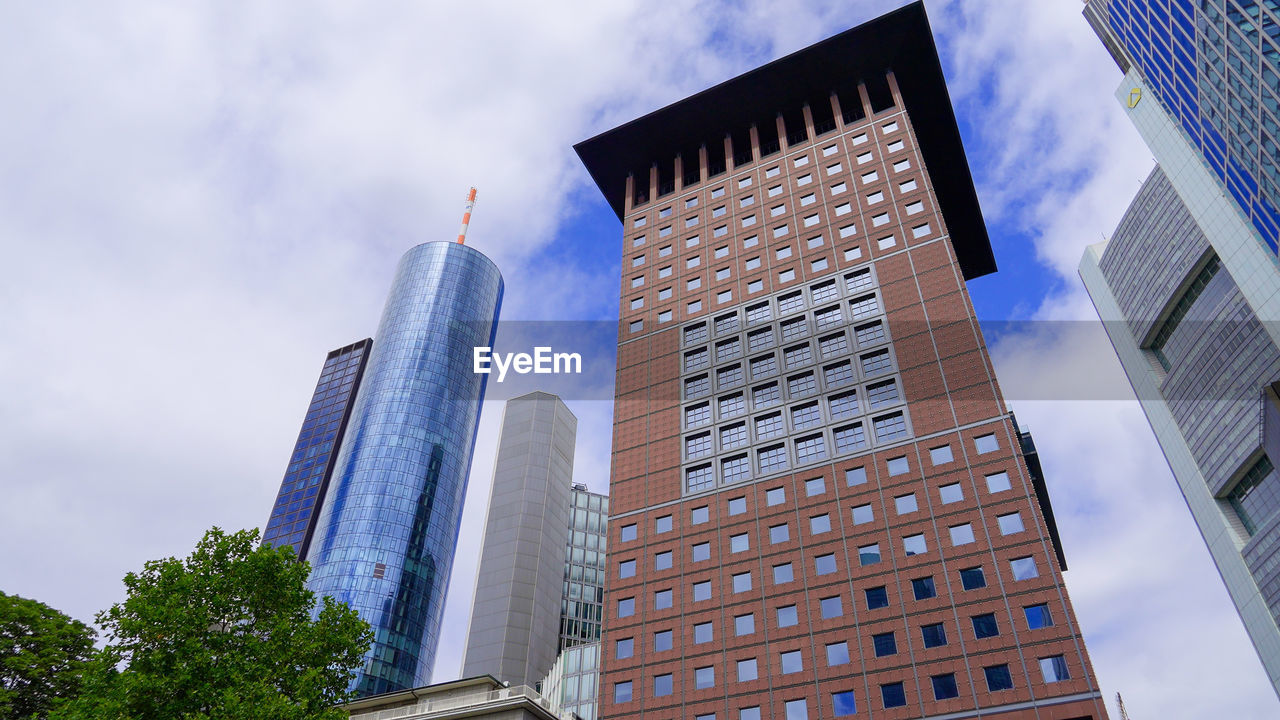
1085,0,1279,253
1082,0,1280,697
261,338,371,560
306,241,503,696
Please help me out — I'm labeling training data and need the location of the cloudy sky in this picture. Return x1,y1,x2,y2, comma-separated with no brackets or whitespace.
2,1,1276,717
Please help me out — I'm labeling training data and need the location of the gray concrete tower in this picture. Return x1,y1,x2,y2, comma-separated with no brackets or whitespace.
462,392,578,687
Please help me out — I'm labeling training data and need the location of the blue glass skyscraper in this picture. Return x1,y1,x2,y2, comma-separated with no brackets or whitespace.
305,241,503,696
262,338,372,560
1085,0,1279,252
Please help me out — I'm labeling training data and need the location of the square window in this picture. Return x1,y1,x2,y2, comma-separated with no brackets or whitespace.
655,551,672,570
846,466,867,486
852,503,874,525
1025,604,1053,629
880,676,911,707
810,513,832,534
780,650,804,674
770,523,790,544
716,267,731,280
950,523,975,546
932,673,959,700
767,183,783,196
866,190,884,204
687,197,700,209
615,681,633,704
766,487,786,506
861,170,879,184
796,174,812,186
629,320,643,333
984,664,1013,691
715,245,730,258
960,566,987,590
691,505,710,524
687,234,701,247
800,193,817,206
728,496,747,515
805,477,826,496
921,622,947,648
839,224,857,239
939,483,964,504
872,213,889,227
747,279,764,293
930,445,953,464
737,658,758,682
688,277,702,291
659,266,673,279
620,524,637,542
656,515,673,533
717,290,733,304
735,613,756,636
692,542,711,562
826,641,851,666
741,708,761,720
777,605,798,627
654,629,673,651
887,456,909,476
912,576,936,600
823,144,839,156
1011,556,1038,581
834,202,852,216
738,175,753,188
616,637,634,659
690,579,713,601
905,200,924,215
894,493,917,514
654,673,673,697
773,562,794,584
820,595,843,618
694,622,713,644
618,560,637,579
986,471,1012,493
912,223,932,238
784,700,808,720
1039,655,1070,683
731,533,750,553
814,553,837,575
972,613,999,639
859,543,881,566
998,512,1025,535
832,691,857,717
688,256,701,269
654,589,673,610
903,533,927,556
974,433,999,454
618,597,635,617
732,571,753,593
865,586,889,609
872,632,896,657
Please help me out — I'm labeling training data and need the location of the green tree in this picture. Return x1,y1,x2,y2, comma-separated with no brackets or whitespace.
0,592,95,719
52,527,371,720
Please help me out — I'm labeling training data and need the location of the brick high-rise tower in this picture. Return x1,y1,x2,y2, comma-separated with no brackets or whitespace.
575,3,1110,719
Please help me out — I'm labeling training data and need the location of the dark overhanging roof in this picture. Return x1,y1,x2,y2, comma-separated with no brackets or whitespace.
573,0,995,280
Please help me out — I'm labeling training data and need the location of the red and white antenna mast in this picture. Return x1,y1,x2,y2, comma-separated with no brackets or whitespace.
456,187,478,244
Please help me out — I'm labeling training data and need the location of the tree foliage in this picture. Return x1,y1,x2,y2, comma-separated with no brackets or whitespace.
0,592,95,719
52,527,371,720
